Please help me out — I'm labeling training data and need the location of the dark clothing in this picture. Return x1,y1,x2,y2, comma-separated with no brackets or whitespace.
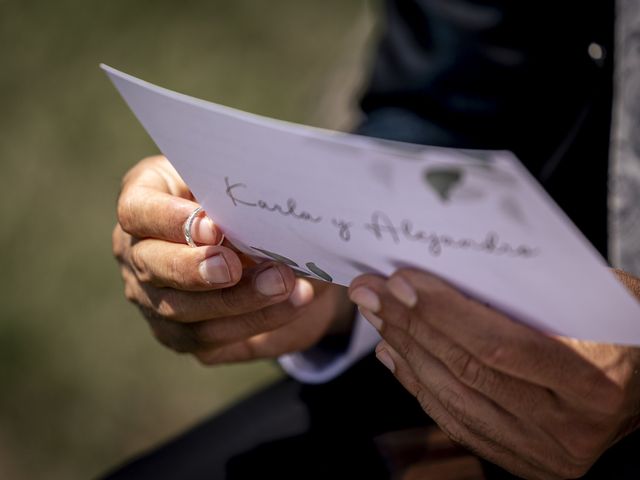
103,356,428,480
103,357,640,480
359,0,614,256
105,1,636,479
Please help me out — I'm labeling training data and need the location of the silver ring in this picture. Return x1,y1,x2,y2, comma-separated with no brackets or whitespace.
183,206,225,247
183,206,203,247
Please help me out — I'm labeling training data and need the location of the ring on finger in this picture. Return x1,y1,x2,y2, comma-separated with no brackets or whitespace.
183,206,225,248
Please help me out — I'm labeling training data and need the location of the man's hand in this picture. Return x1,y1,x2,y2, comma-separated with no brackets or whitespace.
348,269,640,479
114,156,353,364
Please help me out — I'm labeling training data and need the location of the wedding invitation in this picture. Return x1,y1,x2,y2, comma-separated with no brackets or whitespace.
102,64,640,345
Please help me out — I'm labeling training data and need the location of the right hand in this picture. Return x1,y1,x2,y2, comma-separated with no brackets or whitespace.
113,155,354,364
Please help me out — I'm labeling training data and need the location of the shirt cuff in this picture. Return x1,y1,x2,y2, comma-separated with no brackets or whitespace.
278,312,380,384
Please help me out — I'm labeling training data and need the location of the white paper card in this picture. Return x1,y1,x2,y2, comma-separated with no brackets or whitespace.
102,64,640,345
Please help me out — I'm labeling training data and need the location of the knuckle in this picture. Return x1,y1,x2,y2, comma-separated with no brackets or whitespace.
135,269,153,285
444,343,472,375
415,387,434,412
448,347,490,392
395,334,415,360
112,225,125,260
123,283,138,303
466,363,492,393
190,321,225,346
129,245,147,277
557,460,592,479
412,388,467,449
439,422,465,447
437,385,468,420
154,292,181,321
477,341,511,368
156,304,178,322
116,189,135,233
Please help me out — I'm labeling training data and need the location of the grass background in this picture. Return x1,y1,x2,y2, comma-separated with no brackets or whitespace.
0,1,376,477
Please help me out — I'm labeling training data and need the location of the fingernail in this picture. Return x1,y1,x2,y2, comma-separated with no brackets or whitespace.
195,216,220,245
289,278,314,307
349,286,381,312
387,276,418,308
376,347,395,373
359,307,383,331
256,267,286,296
199,254,231,284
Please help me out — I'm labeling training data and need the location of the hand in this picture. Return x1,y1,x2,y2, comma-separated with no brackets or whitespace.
113,155,354,364
349,269,640,479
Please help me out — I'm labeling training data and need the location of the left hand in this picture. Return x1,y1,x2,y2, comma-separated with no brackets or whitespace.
113,156,354,365
348,269,640,479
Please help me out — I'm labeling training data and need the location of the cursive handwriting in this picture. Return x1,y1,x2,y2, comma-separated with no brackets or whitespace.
332,218,354,242
225,177,322,223
223,178,539,259
365,211,538,258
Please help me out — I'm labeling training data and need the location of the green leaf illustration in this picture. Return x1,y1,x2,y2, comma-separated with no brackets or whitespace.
291,268,312,277
424,168,464,202
306,262,333,282
250,246,299,267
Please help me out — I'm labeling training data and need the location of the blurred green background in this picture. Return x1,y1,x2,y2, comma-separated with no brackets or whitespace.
0,1,375,477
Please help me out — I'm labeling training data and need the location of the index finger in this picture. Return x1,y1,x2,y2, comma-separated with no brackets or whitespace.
351,270,620,409
117,160,222,244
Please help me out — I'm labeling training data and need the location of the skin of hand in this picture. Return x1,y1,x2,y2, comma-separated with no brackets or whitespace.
348,268,640,480
113,155,354,364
